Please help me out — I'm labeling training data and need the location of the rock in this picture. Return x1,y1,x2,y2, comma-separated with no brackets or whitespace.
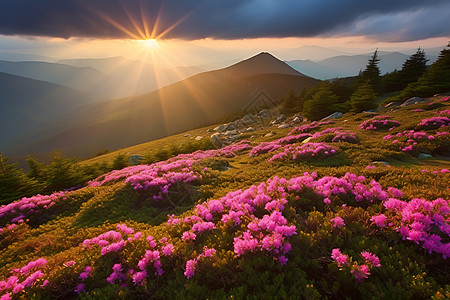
224,130,239,136
321,112,343,120
129,155,144,166
292,116,303,123
211,134,223,147
214,124,234,132
302,137,312,144
401,97,427,107
195,136,203,141
373,161,391,166
258,109,271,119
244,127,256,133
264,131,276,138
418,153,433,159
277,114,286,122
242,114,256,125
184,134,190,137
278,124,291,129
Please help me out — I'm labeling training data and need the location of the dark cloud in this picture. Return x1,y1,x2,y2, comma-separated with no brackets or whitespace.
0,0,449,41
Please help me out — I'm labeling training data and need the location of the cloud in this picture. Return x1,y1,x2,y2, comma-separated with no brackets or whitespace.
0,0,448,42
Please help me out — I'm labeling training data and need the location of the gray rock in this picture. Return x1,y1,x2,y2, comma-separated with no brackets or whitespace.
244,127,256,133
129,155,144,166
184,134,190,137
258,109,271,119
418,153,433,159
264,131,276,138
224,130,239,136
242,114,256,125
277,114,287,122
321,112,343,120
211,133,223,147
195,136,203,141
401,97,427,107
292,116,303,123
278,124,291,129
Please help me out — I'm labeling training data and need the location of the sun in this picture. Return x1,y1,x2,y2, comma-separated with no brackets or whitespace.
139,38,158,49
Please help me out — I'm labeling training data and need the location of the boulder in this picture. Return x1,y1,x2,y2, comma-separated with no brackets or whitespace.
184,134,190,137
195,136,203,141
321,112,343,120
129,155,144,166
211,133,223,147
401,97,427,107
242,114,256,125
418,153,433,159
264,131,276,138
277,114,287,122
258,109,271,119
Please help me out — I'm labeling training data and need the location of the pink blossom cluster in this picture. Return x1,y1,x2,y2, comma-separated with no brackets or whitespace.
0,258,47,297
184,247,217,279
383,130,444,152
249,134,312,157
0,192,66,230
359,116,400,130
107,264,127,285
439,96,450,102
330,216,345,229
88,141,251,187
331,249,381,281
288,121,335,135
309,127,358,144
436,109,450,116
421,169,449,174
416,116,450,130
268,142,337,162
380,197,450,258
82,224,137,255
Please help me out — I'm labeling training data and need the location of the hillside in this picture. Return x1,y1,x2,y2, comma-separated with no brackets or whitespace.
0,94,449,299
8,53,320,159
0,72,95,150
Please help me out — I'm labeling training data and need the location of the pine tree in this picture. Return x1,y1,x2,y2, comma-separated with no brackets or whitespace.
399,48,428,86
399,44,450,99
303,83,340,121
356,49,381,92
281,89,298,114
350,80,377,112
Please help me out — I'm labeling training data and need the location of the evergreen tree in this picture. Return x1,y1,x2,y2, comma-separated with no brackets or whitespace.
0,154,42,205
399,44,450,99
399,47,428,85
303,83,340,121
280,89,298,114
350,80,377,112
356,49,381,92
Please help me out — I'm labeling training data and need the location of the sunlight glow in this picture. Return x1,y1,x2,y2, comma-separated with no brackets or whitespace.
139,38,158,49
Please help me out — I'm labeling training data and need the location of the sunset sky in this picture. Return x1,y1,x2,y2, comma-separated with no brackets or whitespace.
0,0,449,67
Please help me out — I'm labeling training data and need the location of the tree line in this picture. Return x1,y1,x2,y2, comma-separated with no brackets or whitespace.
280,43,450,120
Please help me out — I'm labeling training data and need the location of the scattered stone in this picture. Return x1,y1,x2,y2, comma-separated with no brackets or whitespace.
373,161,391,166
244,127,256,133
195,136,203,141
292,116,303,123
242,114,256,125
302,137,313,144
224,130,239,136
278,124,291,129
184,134,190,137
401,97,427,107
264,131,276,138
321,112,343,120
418,153,433,159
129,155,144,166
277,114,286,122
207,128,215,133
211,133,223,147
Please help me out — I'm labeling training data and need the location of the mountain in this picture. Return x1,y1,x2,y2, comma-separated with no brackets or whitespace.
8,52,320,159
0,60,108,98
287,51,439,80
0,71,94,150
277,45,351,61
59,57,204,98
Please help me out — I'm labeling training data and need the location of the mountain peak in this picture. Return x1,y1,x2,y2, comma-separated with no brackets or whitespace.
225,52,308,78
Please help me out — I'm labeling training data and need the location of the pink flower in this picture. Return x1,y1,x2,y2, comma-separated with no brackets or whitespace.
64,261,75,267
371,214,387,228
132,271,148,286
161,244,174,256
361,251,381,267
184,259,197,279
331,248,348,267
74,283,85,294
330,216,345,229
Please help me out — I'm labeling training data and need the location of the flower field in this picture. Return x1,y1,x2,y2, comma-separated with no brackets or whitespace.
1,96,449,299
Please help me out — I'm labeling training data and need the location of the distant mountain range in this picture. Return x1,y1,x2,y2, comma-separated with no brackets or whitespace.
4,52,319,163
287,51,438,80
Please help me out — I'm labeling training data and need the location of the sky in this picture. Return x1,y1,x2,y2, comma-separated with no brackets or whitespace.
0,0,449,67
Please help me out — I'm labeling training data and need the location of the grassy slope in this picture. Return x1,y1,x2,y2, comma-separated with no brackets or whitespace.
0,96,449,299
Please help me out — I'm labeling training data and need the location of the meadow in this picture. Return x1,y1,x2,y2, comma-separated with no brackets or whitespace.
0,95,449,299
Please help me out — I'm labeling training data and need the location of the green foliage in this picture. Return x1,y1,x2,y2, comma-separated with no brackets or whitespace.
303,83,341,120
350,80,377,112
397,45,450,100
111,153,129,170
0,155,43,205
355,49,381,92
